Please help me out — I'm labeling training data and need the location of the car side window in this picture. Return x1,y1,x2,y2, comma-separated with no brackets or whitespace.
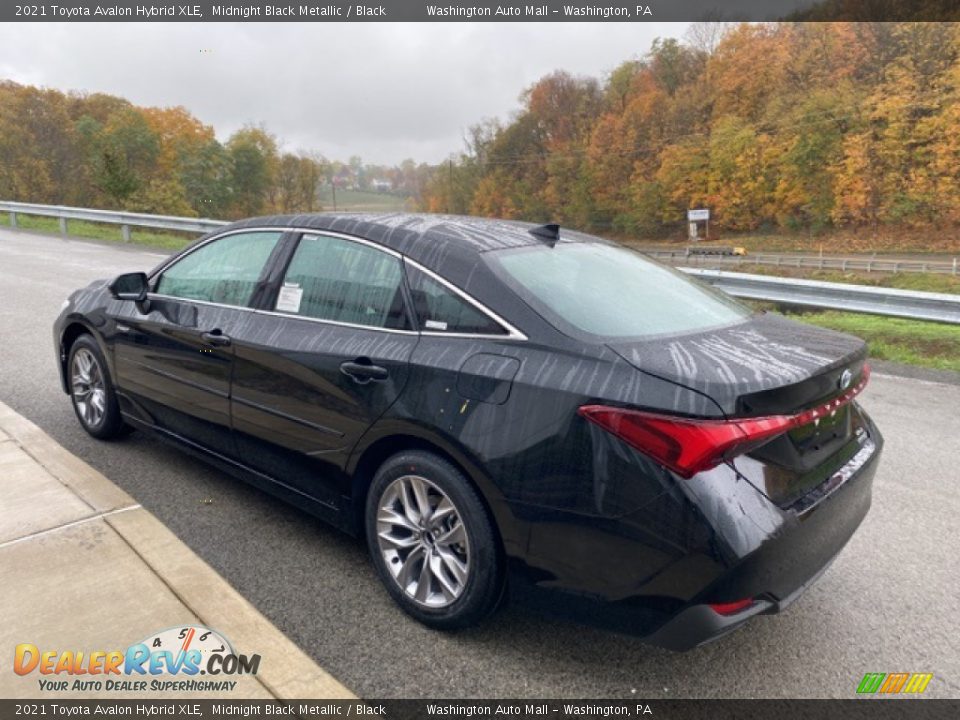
405,264,507,335
155,231,282,306
277,234,409,330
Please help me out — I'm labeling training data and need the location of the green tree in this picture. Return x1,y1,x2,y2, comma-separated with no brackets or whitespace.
706,116,776,230
276,153,323,212
94,108,160,205
178,138,232,217
226,126,278,217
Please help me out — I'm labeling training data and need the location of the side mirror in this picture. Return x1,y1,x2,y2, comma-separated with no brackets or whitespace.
109,272,149,302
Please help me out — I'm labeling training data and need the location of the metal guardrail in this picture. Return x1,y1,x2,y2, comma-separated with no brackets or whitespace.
1,200,958,324
646,248,959,276
0,200,226,240
684,268,960,325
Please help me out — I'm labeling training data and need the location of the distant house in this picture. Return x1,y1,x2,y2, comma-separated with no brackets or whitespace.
370,179,392,192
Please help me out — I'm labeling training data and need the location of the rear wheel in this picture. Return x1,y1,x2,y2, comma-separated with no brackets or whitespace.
366,450,503,629
68,334,127,440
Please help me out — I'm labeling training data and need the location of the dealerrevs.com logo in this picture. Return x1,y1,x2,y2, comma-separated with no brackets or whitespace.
13,625,261,693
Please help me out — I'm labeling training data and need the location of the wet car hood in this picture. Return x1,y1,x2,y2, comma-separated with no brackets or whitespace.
608,312,867,417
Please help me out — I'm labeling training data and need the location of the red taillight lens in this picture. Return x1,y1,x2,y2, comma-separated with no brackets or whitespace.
709,598,755,616
579,364,870,479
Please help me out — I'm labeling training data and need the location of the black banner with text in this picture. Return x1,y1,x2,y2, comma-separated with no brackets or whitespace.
0,700,956,720
6,0,960,23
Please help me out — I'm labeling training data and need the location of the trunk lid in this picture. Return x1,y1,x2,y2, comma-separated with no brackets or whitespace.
608,312,874,506
608,312,867,419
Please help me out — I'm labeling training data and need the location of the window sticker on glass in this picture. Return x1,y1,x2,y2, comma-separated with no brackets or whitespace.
424,319,448,330
276,283,303,313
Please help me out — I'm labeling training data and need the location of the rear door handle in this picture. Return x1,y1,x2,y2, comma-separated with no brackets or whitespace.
201,329,232,347
340,360,389,383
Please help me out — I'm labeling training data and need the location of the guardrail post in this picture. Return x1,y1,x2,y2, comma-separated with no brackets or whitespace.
867,260,872,273
121,224,131,242
10,211,17,228
59,217,68,235
954,258,957,276
842,260,847,271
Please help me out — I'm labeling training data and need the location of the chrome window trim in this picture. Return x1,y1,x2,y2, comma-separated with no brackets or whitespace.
146,292,419,336
148,225,527,341
147,292,255,313
298,230,404,259
252,307,420,336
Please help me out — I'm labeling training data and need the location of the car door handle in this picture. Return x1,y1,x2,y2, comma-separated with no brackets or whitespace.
340,360,389,383
201,330,232,347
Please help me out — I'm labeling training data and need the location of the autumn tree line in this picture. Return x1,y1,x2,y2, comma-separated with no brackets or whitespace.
421,22,960,238
3,22,959,238
0,80,431,220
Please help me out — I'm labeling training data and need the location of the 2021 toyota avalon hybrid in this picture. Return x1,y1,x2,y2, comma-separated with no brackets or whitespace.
54,214,882,649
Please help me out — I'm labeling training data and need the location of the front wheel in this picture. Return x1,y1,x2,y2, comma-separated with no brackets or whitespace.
366,450,503,630
68,334,127,440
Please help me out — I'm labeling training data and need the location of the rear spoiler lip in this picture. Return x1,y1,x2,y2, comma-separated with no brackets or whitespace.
606,312,869,418
733,354,869,418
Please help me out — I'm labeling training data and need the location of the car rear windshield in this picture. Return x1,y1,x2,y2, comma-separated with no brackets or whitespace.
487,242,751,340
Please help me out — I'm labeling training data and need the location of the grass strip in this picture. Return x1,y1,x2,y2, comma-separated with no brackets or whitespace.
791,310,960,373
1,212,197,250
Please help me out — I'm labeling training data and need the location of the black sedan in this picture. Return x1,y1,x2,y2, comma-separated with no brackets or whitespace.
54,214,882,649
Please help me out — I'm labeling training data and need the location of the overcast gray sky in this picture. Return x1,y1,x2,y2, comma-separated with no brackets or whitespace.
0,23,689,165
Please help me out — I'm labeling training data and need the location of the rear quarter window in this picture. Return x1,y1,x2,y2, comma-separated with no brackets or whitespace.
404,264,507,336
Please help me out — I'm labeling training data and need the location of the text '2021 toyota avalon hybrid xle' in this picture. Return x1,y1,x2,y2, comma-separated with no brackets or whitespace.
54,214,881,649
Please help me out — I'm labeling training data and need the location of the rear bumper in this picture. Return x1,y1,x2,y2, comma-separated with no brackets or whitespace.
509,415,882,650
644,599,774,651
648,428,881,650
646,554,836,651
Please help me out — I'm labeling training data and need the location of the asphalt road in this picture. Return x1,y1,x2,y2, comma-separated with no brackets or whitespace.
1,227,958,699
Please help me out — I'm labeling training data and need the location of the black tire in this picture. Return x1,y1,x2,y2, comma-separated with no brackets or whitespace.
67,334,127,440
365,450,503,630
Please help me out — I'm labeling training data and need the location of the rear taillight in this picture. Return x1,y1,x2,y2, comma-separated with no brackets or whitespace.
579,364,870,479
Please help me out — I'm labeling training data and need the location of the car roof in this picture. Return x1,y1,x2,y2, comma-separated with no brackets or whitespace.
224,212,603,268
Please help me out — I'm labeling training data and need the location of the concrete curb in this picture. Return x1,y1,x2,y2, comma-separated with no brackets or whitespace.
0,400,354,700
0,401,135,515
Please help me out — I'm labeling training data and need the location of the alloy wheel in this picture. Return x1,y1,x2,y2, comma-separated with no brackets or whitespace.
376,475,471,608
71,347,107,428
